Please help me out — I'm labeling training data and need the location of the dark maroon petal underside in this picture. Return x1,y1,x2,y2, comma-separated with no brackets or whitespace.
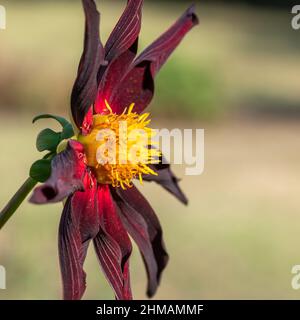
111,5,199,114
112,185,169,297
71,0,105,129
93,185,132,300
144,160,188,205
29,140,86,204
58,173,99,300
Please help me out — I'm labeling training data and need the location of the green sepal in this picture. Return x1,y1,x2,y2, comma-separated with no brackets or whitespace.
36,128,61,152
61,123,74,140
29,159,52,183
32,114,75,153
32,114,71,128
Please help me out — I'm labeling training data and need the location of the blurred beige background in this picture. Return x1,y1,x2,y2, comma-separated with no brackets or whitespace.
1,0,300,299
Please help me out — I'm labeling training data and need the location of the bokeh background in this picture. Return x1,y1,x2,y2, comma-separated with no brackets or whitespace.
1,0,300,299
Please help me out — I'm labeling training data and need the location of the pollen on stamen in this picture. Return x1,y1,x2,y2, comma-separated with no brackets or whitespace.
78,101,160,189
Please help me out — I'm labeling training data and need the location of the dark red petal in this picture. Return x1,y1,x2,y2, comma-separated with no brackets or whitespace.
111,5,199,113
95,0,143,114
110,187,157,297
144,162,188,205
113,185,169,298
59,198,86,300
71,0,105,129
95,40,139,114
104,0,143,63
59,173,99,300
93,185,132,300
81,106,94,136
29,140,86,204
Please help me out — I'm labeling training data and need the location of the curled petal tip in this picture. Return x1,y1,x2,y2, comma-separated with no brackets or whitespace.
146,252,169,298
187,4,200,25
109,2,199,113
29,185,58,204
112,186,169,297
29,140,86,204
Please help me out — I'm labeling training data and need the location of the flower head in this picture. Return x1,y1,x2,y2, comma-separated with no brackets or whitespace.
26,0,198,299
78,101,159,188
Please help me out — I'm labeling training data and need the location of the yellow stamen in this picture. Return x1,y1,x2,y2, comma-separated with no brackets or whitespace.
128,103,135,114
78,101,159,189
104,99,113,114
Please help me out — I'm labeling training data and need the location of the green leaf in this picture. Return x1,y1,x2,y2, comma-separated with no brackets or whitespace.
29,159,52,183
36,128,61,152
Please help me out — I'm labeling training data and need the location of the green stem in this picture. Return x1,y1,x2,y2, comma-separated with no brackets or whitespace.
0,177,37,230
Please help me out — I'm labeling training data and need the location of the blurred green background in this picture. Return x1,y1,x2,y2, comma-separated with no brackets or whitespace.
1,0,300,299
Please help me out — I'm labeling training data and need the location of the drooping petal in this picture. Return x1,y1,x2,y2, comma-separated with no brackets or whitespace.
112,185,168,297
93,185,132,300
59,173,99,300
71,0,105,129
144,162,188,205
95,0,143,113
110,5,199,113
59,198,86,300
29,140,86,204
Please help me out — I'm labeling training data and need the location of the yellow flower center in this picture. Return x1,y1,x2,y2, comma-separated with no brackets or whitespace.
78,101,160,189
